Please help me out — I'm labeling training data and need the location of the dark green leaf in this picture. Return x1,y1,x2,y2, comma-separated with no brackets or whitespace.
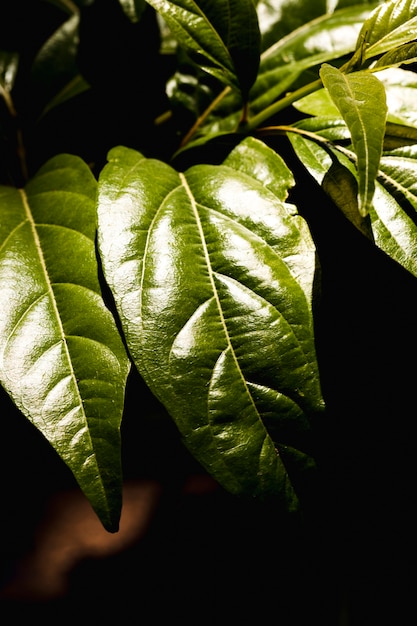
31,12,82,115
373,40,417,69
256,0,383,51
188,4,380,141
145,0,261,98
0,155,131,531
97,140,324,508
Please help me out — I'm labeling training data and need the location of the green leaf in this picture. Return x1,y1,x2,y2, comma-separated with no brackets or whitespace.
184,4,380,142
320,64,387,216
222,135,295,201
97,140,324,509
145,0,261,98
31,12,81,116
379,145,417,212
0,155,131,532
294,67,417,142
256,0,383,51
118,0,147,22
372,40,417,69
357,0,417,61
288,125,417,279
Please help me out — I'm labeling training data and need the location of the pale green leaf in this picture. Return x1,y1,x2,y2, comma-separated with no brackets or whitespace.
252,5,376,114
0,155,131,531
373,40,417,69
295,67,417,143
118,0,147,21
320,64,387,216
97,140,324,508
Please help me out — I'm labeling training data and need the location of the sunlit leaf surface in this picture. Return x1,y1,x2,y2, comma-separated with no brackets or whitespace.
0,155,131,531
97,138,324,509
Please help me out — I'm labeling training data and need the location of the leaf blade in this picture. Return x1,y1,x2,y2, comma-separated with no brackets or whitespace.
0,155,131,531
288,122,417,279
145,0,261,97
358,0,417,61
98,141,324,508
320,64,387,216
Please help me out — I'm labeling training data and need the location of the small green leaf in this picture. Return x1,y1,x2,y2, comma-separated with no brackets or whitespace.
31,12,81,115
320,63,387,216
289,125,417,279
97,140,324,509
373,40,417,70
0,155,131,532
118,0,147,22
145,0,261,98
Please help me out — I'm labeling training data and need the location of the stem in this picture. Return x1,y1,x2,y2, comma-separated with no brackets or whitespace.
246,78,323,131
180,85,232,147
255,124,332,146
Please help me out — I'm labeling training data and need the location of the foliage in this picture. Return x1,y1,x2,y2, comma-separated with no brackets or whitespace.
1,0,417,531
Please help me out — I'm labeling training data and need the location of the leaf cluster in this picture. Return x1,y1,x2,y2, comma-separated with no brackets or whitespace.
1,0,417,530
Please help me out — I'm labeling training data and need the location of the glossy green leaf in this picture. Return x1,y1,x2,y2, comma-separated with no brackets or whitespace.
289,124,417,278
145,0,261,98
31,10,83,117
320,64,387,216
97,139,324,508
357,0,417,61
0,155,131,532
256,0,384,51
379,145,417,212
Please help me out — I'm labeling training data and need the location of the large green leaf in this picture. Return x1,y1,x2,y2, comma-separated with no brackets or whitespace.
145,0,261,98
0,155,131,532
97,138,324,509
320,64,387,216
